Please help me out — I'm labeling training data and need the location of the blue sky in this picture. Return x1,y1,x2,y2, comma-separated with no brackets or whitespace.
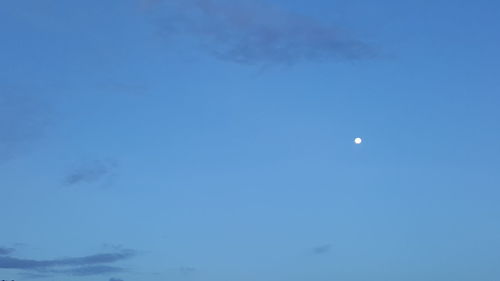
1,0,500,280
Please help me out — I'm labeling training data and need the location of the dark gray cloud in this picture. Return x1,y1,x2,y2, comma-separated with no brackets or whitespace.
312,244,332,255
0,249,135,269
0,257,50,269
148,0,374,65
0,247,14,255
0,249,135,278
64,160,117,186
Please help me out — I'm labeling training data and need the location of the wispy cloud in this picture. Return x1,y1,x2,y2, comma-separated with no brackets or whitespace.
0,247,14,256
63,265,125,276
0,248,136,278
147,0,374,65
19,266,125,277
178,266,196,275
312,244,332,255
64,160,117,186
55,250,136,266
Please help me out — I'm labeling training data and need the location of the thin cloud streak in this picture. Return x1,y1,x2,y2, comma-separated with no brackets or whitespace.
0,249,135,269
148,0,374,65
64,160,117,186
63,265,125,276
0,249,136,277
312,244,332,255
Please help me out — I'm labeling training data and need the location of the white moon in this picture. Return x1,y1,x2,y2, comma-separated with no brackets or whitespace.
354,137,362,144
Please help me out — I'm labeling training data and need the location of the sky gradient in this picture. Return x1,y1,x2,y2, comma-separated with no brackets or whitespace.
1,0,500,281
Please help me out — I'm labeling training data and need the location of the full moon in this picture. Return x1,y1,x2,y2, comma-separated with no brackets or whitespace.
354,137,363,144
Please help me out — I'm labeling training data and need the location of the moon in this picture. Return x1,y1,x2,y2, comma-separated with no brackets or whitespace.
354,137,363,144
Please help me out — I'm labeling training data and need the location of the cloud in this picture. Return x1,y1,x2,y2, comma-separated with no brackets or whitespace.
18,266,125,278
0,257,50,269
18,271,52,279
178,266,196,275
312,244,332,255
147,0,374,65
63,265,125,276
0,249,135,269
58,250,136,266
0,249,136,278
64,160,117,186
0,247,14,255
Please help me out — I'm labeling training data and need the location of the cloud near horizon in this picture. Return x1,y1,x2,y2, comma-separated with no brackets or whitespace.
147,0,374,65
0,247,15,256
0,248,136,278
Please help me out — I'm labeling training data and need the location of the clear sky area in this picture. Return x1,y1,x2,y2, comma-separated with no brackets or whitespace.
1,1,500,281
